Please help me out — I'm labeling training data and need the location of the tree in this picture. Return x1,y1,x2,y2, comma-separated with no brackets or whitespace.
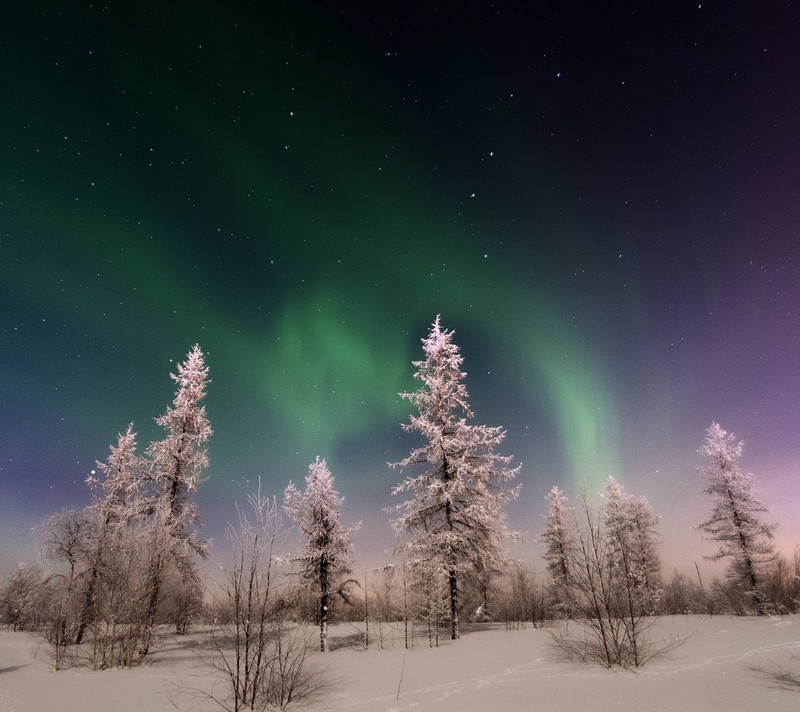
284,456,358,652
758,548,800,615
364,565,401,650
542,481,670,669
697,422,776,615
0,563,50,631
36,427,147,666
78,424,146,645
39,506,91,663
404,557,449,648
599,477,662,664
143,344,212,643
210,485,331,712
215,487,281,711
32,348,211,667
86,424,145,525
540,485,576,617
627,494,663,613
601,477,662,614
660,570,710,615
553,491,670,669
493,564,544,630
147,343,212,555
390,316,521,640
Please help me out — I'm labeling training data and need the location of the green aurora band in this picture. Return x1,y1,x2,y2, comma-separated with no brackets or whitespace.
3,6,624,494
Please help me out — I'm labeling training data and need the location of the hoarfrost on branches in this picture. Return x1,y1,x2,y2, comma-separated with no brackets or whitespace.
601,476,662,615
284,456,359,652
389,316,521,640
141,344,212,648
146,343,212,553
540,485,576,617
698,422,776,615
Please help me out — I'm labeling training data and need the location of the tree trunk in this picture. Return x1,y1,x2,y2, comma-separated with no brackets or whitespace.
319,556,329,652
449,567,459,640
140,551,163,658
729,488,764,615
75,565,98,645
443,488,460,640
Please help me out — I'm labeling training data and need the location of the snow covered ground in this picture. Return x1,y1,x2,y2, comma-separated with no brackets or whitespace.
1,616,798,711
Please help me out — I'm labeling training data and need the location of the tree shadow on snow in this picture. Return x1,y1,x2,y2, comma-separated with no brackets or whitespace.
328,631,366,651
0,664,26,674
746,661,800,693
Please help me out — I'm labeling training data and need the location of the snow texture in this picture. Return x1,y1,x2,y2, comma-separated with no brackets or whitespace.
1,616,798,711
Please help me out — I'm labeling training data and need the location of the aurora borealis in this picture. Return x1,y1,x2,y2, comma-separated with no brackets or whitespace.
2,2,799,575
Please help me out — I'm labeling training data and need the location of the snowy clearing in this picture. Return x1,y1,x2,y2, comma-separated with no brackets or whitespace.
1,616,798,712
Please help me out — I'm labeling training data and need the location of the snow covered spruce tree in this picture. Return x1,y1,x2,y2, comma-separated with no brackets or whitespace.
142,344,212,644
284,456,358,652
540,485,576,617
390,316,521,640
698,422,776,615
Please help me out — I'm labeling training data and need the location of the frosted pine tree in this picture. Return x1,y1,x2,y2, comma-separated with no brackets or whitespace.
390,316,521,640
147,344,211,549
540,485,576,617
284,456,358,652
601,477,636,585
87,424,146,524
628,495,662,613
77,424,147,644
143,344,212,642
698,422,776,615
600,477,663,618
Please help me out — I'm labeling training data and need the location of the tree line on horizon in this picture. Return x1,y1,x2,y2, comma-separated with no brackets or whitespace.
1,319,798,674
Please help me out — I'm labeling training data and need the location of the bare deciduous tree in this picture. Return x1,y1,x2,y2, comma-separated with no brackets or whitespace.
0,563,51,631
208,486,331,712
493,564,545,630
546,489,673,668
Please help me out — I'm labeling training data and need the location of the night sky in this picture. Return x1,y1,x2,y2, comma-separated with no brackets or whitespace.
3,2,799,577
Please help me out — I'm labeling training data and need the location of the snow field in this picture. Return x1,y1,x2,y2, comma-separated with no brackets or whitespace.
0,616,797,712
